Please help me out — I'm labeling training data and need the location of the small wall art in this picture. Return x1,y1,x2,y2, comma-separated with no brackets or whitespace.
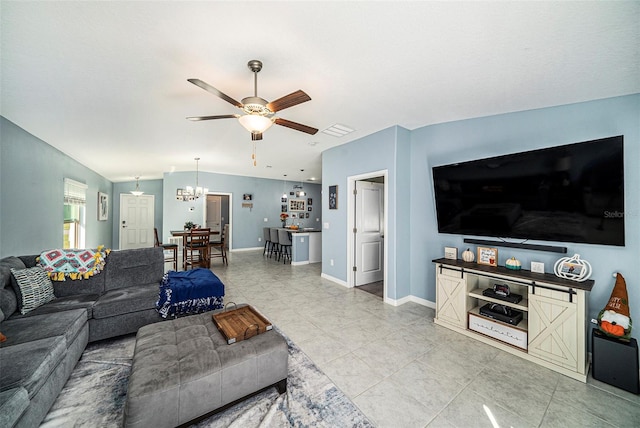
329,185,338,209
98,192,108,221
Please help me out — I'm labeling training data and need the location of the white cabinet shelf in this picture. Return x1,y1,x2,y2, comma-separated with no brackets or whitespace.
467,288,529,312
433,258,593,382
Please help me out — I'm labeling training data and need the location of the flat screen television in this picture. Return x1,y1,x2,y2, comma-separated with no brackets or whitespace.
432,136,625,246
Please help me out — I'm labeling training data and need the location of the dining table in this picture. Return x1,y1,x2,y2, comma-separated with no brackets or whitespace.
170,229,221,269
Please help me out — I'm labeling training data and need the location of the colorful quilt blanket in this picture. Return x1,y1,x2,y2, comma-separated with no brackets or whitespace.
156,268,225,318
38,246,111,281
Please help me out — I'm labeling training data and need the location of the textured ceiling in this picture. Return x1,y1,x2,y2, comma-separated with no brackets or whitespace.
1,1,638,183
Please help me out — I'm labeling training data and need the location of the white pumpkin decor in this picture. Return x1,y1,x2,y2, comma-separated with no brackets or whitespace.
505,257,522,270
462,248,475,263
553,254,592,282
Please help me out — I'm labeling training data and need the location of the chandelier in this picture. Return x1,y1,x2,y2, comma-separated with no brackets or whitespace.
176,157,208,202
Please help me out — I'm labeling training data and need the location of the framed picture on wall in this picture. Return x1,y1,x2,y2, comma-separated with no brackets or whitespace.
98,192,108,221
329,185,338,209
289,199,306,212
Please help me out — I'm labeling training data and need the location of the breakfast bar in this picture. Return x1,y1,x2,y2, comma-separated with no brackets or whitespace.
287,228,322,265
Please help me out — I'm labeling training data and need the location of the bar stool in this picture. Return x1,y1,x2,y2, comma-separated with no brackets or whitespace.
269,228,280,259
263,227,272,256
278,229,292,264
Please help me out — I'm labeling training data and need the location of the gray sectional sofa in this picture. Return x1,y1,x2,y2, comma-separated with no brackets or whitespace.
0,246,165,428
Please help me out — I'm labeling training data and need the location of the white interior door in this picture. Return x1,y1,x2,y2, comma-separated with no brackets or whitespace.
355,181,384,286
205,195,222,237
119,194,154,249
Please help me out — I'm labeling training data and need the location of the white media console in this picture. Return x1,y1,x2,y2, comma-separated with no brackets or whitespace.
433,258,594,382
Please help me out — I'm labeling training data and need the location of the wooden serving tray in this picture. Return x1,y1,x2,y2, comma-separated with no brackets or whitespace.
212,304,272,344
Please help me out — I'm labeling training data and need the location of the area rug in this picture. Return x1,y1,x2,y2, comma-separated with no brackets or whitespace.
40,327,373,427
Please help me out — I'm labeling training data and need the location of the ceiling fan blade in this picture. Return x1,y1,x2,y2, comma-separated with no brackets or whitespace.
186,114,240,121
267,90,311,112
274,118,318,135
187,79,243,108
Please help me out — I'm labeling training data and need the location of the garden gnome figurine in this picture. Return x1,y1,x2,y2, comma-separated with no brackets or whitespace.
598,273,632,339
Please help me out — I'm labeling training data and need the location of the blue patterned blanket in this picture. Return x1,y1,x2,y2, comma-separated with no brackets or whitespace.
156,268,224,318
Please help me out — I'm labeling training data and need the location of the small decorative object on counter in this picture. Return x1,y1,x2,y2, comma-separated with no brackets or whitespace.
462,248,475,262
597,272,632,339
505,257,522,270
553,253,592,282
279,213,289,227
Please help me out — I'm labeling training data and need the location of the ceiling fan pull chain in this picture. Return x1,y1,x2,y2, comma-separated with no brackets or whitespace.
252,142,257,166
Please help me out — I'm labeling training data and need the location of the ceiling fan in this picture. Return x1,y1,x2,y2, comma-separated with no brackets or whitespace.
187,60,318,141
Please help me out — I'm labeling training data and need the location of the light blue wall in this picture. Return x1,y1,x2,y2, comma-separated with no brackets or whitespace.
322,93,639,340
0,117,113,256
322,126,412,300
410,94,639,328
162,171,321,250
112,179,164,248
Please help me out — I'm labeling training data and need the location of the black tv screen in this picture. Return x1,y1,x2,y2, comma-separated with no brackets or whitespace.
432,136,625,246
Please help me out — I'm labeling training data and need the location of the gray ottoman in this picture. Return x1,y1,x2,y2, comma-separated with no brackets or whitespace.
123,306,288,428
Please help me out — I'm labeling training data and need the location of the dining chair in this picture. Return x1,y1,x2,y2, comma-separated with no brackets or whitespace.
278,229,292,264
210,224,228,265
184,228,211,269
154,228,178,270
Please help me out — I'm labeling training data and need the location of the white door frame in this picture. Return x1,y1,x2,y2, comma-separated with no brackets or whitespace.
347,169,389,302
203,192,233,250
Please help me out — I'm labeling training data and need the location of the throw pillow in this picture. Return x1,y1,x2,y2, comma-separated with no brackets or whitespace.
0,332,6,342
10,267,55,314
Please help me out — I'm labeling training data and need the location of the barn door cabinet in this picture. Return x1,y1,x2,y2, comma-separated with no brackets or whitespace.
433,258,594,382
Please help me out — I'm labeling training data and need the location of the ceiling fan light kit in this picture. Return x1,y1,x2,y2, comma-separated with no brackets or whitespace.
187,60,318,163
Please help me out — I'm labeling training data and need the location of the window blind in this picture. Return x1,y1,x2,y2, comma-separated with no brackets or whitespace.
63,178,88,206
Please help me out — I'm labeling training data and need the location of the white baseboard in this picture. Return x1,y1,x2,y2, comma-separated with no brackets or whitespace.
321,273,349,288
385,294,435,308
291,260,310,266
230,246,263,252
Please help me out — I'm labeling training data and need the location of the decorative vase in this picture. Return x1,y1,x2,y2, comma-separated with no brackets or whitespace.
462,248,475,263
282,221,286,228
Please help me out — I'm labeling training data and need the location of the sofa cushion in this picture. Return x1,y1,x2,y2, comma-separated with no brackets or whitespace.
0,336,66,397
8,294,98,319
0,387,29,428
92,283,159,319
0,257,27,288
0,288,18,320
104,247,163,291
0,257,26,319
0,308,88,348
10,267,55,315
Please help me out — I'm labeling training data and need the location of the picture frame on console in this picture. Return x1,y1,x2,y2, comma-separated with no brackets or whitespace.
477,247,498,266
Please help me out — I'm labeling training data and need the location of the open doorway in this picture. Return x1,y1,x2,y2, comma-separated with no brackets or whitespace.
204,193,232,249
348,170,388,302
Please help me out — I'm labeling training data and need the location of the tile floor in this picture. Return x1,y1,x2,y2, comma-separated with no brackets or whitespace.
202,251,639,427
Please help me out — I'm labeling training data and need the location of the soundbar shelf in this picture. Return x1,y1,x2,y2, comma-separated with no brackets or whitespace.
468,288,529,312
